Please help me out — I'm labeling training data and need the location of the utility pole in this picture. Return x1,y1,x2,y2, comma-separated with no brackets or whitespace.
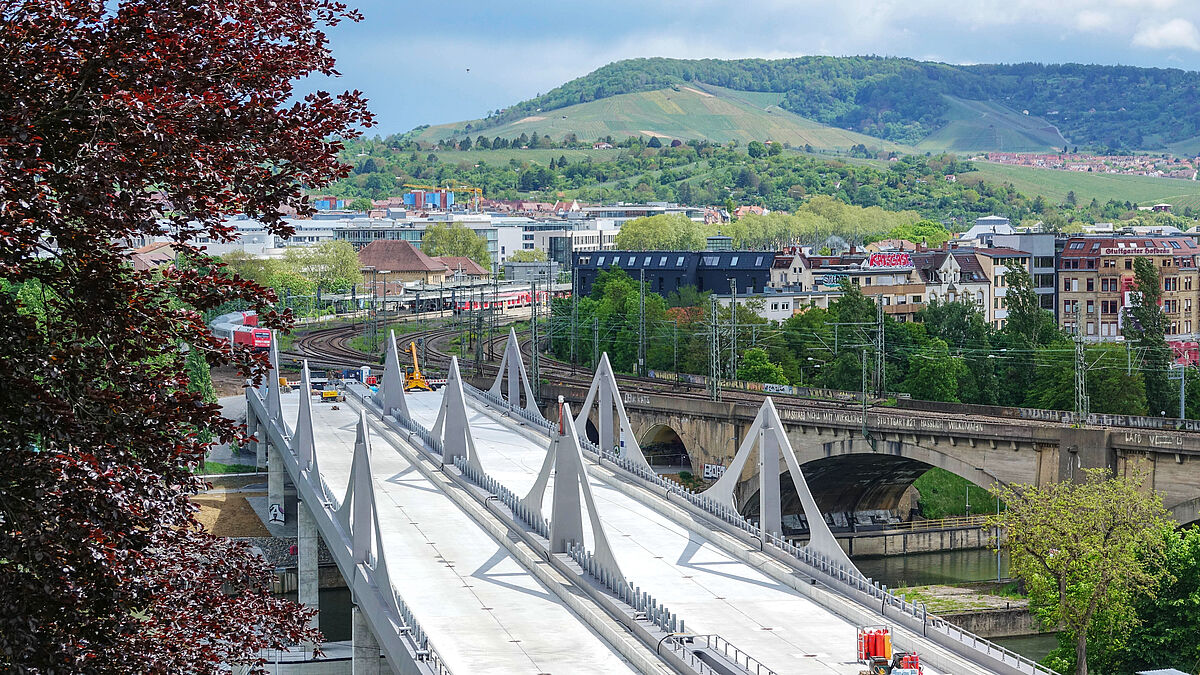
1073,302,1089,424
638,269,646,376
728,278,738,381
570,267,578,374
1170,365,1186,419
673,318,679,381
531,281,539,389
875,301,886,397
861,347,870,435
709,295,722,401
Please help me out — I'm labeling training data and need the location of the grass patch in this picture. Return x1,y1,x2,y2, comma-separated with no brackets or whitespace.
414,86,912,152
913,467,1000,518
969,160,1200,208
276,332,295,352
198,461,259,475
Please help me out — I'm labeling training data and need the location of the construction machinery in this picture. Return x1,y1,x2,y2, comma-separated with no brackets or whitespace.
404,340,435,392
857,626,921,675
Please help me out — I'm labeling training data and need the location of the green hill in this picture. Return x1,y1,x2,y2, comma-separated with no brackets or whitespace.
442,56,1200,152
415,84,914,153
915,96,1068,153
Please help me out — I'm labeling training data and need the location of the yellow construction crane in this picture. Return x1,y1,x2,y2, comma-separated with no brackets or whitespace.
404,341,434,392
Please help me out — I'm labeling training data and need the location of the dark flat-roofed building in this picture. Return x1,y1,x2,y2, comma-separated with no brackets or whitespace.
573,250,775,297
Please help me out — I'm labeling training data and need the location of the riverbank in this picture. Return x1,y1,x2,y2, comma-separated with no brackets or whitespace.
898,581,1043,639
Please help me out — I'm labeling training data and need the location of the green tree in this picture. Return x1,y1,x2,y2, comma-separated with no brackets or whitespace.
902,338,964,402
507,249,547,263
1086,525,1200,674
613,214,708,250
990,470,1171,675
736,347,788,385
1004,266,1058,347
422,222,492,268
746,140,767,158
647,136,662,148
350,197,373,212
282,240,363,292
918,299,997,404
1025,342,1147,415
1127,257,1172,415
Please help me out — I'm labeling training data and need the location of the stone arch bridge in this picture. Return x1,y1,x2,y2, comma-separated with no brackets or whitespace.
542,383,1200,527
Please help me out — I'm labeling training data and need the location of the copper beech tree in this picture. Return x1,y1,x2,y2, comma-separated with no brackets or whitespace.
0,1,371,672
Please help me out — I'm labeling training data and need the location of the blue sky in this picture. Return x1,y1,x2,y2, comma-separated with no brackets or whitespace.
305,0,1200,135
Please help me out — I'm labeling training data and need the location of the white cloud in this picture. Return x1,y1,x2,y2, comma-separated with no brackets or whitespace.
1132,18,1200,50
1075,10,1114,32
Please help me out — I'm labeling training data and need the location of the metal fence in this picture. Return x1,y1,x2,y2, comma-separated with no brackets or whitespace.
461,384,1058,675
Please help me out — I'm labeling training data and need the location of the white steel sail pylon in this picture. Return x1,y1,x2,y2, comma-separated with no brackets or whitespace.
525,399,626,583
292,360,320,477
265,330,283,424
703,397,858,571
489,326,539,413
334,410,402,615
573,353,652,471
431,356,484,472
377,329,410,420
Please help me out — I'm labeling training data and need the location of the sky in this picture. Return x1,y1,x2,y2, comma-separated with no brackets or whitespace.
304,0,1200,135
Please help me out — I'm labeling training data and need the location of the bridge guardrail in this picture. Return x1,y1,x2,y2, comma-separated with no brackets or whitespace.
252,386,452,675
462,384,1059,675
374,383,786,675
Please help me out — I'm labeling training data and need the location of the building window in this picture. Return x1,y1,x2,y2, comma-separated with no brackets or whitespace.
912,295,922,304
1063,278,1072,292
1087,300,1095,314
1087,322,1095,336
1086,278,1094,292
1125,259,1133,270
730,256,739,266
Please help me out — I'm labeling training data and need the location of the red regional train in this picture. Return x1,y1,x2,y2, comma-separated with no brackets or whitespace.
211,310,272,352
449,288,568,313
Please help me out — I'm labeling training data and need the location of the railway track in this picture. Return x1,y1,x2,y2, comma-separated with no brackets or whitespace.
285,318,1180,433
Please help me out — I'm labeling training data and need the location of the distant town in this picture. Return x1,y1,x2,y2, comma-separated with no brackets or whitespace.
980,151,1200,180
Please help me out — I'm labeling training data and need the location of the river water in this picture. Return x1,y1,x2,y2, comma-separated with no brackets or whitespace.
853,547,1010,587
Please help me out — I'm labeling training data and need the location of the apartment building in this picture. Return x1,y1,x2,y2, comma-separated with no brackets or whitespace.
973,247,1033,329
1057,236,1200,341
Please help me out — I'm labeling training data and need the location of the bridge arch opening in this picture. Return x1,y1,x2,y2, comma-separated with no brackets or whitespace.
639,424,693,473
738,453,998,536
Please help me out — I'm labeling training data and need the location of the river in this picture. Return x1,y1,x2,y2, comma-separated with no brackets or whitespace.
853,547,1009,587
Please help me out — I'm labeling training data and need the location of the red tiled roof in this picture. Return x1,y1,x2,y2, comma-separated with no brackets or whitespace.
435,256,488,276
357,240,446,273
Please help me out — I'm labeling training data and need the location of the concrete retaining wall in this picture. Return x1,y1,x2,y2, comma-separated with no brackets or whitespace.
833,525,992,557
941,608,1041,639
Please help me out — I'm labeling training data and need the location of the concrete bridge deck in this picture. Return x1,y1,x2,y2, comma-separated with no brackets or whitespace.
401,390,981,675
279,392,636,674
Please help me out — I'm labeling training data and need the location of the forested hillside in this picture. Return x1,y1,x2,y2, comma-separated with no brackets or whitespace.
329,138,1200,228
468,57,1200,150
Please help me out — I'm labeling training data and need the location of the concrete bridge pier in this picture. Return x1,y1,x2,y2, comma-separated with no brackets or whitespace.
297,498,320,647
268,441,285,524
246,404,265,469
351,604,381,674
